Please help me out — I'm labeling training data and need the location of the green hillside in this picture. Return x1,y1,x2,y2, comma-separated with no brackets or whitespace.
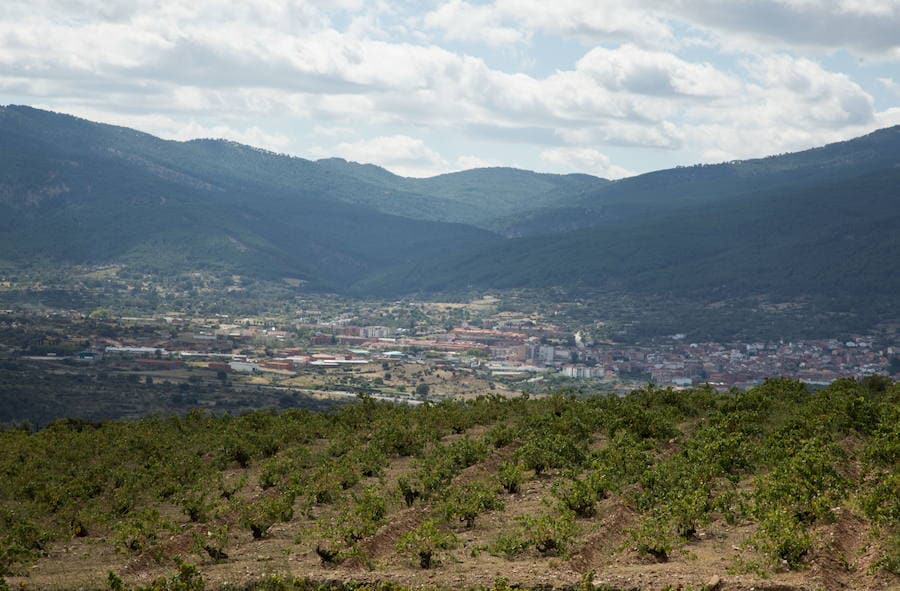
0,106,501,290
315,159,609,232
1,105,898,319
378,128,900,306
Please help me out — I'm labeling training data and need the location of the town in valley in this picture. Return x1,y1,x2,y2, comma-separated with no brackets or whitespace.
2,289,895,425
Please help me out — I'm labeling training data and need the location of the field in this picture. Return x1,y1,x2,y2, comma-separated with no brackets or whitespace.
1,378,898,591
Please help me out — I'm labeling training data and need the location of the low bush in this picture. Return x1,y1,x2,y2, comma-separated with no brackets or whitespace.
396,520,457,569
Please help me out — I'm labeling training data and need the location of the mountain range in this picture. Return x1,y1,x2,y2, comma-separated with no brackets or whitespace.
1,105,898,310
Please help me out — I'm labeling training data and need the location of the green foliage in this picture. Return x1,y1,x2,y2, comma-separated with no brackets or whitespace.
179,489,214,523
395,520,457,569
491,533,530,559
0,508,50,574
587,431,652,493
753,438,848,525
372,423,426,457
496,462,523,494
515,432,585,476
0,378,897,580
873,531,900,575
312,487,387,565
486,424,517,449
119,559,205,591
520,511,577,556
629,514,676,562
192,525,229,563
494,512,577,558
397,476,422,508
240,494,294,540
408,437,490,499
113,508,172,554
552,473,605,517
752,509,813,570
438,482,504,529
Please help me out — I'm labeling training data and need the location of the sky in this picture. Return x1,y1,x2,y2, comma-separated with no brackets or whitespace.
1,1,899,178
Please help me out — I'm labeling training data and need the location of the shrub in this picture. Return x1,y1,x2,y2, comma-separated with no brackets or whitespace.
491,533,530,559
552,473,604,518
241,494,293,540
179,489,213,523
124,559,205,591
497,462,523,494
517,512,577,556
112,508,170,554
873,530,900,575
397,476,423,507
754,438,847,525
439,482,504,529
861,471,900,525
312,489,387,565
259,457,291,490
587,431,652,493
486,424,516,449
192,525,229,563
396,520,457,569
312,522,352,565
222,437,252,469
515,433,584,476
753,508,812,569
629,514,675,562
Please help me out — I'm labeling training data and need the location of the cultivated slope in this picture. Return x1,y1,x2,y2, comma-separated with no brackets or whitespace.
2,380,898,591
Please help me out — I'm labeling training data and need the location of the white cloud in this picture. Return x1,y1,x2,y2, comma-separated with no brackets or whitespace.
540,147,633,179
430,0,900,58
675,55,879,161
744,55,874,128
31,103,294,152
575,44,742,97
454,155,507,169
423,1,527,46
494,0,676,48
651,0,900,58
879,77,900,95
0,0,896,177
312,135,450,177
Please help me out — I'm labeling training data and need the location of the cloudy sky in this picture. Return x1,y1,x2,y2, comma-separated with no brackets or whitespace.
1,1,899,178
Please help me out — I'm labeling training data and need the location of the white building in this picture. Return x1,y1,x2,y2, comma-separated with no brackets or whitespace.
561,364,602,379
229,360,261,373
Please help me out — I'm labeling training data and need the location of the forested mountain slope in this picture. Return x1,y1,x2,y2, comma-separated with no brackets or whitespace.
0,106,501,290
1,105,898,309
377,127,900,303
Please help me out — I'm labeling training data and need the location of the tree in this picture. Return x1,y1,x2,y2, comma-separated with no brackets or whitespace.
416,383,430,398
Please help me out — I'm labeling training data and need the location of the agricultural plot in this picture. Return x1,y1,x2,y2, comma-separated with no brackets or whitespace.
0,378,898,591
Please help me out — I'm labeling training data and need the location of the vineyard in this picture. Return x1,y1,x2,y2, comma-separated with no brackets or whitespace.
1,378,898,591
